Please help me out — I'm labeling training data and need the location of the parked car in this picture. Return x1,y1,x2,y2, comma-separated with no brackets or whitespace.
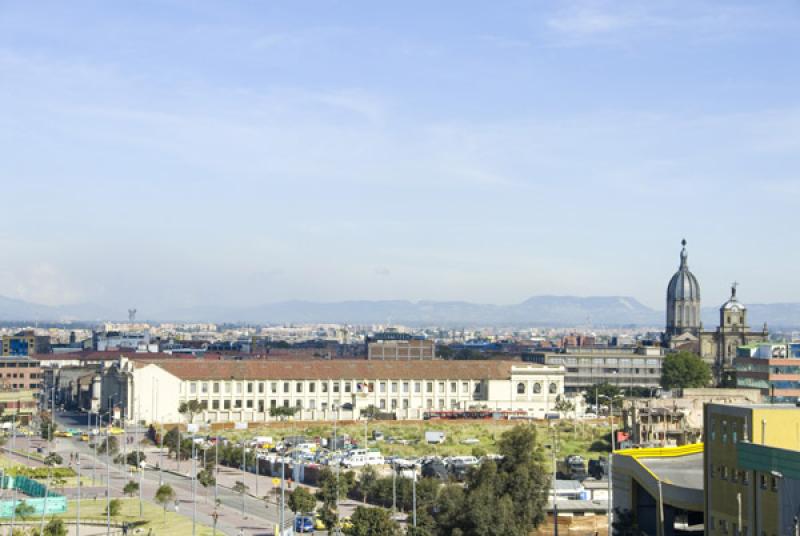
294,515,315,533
588,457,608,480
421,459,448,480
557,455,587,481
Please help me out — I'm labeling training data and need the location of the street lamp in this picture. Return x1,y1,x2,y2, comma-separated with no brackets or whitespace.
106,394,117,536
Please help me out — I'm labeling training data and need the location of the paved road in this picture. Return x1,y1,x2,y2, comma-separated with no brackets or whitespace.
47,410,298,536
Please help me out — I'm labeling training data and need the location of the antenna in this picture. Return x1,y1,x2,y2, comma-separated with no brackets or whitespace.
128,308,137,323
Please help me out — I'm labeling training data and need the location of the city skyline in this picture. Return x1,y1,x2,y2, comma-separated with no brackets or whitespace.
2,1,800,311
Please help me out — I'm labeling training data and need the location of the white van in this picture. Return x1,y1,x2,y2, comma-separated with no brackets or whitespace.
342,450,384,468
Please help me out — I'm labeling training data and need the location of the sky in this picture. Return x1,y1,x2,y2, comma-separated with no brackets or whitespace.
1,0,800,314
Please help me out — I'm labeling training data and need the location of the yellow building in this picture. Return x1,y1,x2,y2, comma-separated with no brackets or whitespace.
704,403,800,536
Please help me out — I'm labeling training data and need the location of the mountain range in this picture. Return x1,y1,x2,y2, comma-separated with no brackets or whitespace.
2,294,800,328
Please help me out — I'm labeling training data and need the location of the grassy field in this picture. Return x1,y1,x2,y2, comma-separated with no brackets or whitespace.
52,498,215,535
221,419,612,467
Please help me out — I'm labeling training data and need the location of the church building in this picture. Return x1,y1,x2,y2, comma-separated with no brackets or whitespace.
663,240,768,385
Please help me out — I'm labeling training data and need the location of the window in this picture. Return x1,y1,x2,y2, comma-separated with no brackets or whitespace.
296,382,303,393
334,382,340,393
403,382,409,393
309,400,316,409
438,382,445,393
283,400,289,408
462,382,468,393
380,382,387,393
234,400,242,409
721,465,729,480
247,382,253,394
212,400,220,410
722,420,728,444
415,382,421,393
426,382,433,393
322,402,328,411
771,477,778,492
201,383,208,394
322,382,329,393
296,400,302,409
258,382,265,394
391,382,398,393
709,463,715,479
760,474,767,490
223,400,231,410
380,400,386,410
517,383,526,394
283,382,290,394
270,400,277,409
438,399,445,409
246,400,253,409
474,383,481,394
257,400,264,412
309,382,316,393
391,399,397,409
549,382,557,394
403,399,409,409
213,382,220,394
236,382,242,394
743,471,750,485
450,382,457,393
427,399,433,408
711,418,716,441
451,399,458,408
533,383,542,394
271,382,277,393
190,383,197,394
345,382,352,393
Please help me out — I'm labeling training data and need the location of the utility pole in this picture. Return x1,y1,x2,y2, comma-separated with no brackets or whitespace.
139,449,144,517
552,425,559,536
192,437,197,536
76,453,81,536
241,440,246,518
214,436,219,504
412,465,417,529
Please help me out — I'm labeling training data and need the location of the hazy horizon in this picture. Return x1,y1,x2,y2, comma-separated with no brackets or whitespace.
3,1,800,312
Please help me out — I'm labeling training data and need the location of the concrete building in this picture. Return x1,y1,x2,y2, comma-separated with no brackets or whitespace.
704,403,800,536
0,356,42,394
529,346,663,395
99,358,565,424
735,342,800,402
622,388,763,447
2,331,50,356
366,331,436,360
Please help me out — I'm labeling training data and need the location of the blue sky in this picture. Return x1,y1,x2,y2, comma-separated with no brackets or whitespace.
1,1,799,313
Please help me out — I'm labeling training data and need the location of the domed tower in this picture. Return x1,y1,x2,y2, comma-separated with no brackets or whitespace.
666,239,702,340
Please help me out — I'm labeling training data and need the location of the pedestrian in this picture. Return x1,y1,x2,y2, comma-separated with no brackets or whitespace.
237,530,244,536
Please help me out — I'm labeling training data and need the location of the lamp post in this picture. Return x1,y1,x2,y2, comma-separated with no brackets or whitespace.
76,453,81,536
106,394,117,536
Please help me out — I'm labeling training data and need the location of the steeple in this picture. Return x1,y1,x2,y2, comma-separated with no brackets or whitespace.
666,239,702,340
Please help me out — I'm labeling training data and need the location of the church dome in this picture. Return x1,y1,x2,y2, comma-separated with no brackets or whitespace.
667,240,701,301
721,284,745,311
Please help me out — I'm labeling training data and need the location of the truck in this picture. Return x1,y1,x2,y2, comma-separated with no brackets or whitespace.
425,431,446,444
556,455,587,481
588,457,608,480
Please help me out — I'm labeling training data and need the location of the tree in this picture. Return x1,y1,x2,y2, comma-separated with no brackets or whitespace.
553,396,575,417
44,453,62,466
269,406,299,420
39,418,57,440
123,480,139,497
197,469,216,489
432,425,549,536
288,487,316,515
358,465,378,504
582,383,622,407
15,500,35,521
155,484,176,520
44,518,67,536
344,506,400,536
126,450,147,467
661,351,712,389
232,480,249,495
316,468,355,528
97,435,119,456
178,400,203,424
105,498,122,517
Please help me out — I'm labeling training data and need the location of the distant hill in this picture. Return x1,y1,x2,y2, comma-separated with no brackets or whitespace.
1,293,800,328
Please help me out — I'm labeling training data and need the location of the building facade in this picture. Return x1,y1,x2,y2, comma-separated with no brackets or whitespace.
100,358,565,424
366,331,436,360
0,356,42,394
529,346,663,394
704,403,800,536
2,331,50,356
735,342,800,402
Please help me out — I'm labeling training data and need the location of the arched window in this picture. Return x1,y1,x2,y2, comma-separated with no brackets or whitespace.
549,382,557,394
533,383,542,394
517,382,526,394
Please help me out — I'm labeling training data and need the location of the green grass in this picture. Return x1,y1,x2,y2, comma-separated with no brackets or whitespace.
53,498,215,535
221,419,611,469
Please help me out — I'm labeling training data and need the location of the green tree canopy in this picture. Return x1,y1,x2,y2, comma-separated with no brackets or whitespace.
123,480,139,497
660,351,712,389
105,498,122,517
432,424,549,536
288,487,316,514
15,500,34,520
178,400,203,423
44,518,68,536
154,484,176,520
582,383,622,406
344,506,400,536
269,406,299,419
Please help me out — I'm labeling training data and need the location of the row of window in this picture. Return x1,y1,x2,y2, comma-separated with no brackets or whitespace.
188,397,461,412
516,382,558,395
709,418,742,444
547,358,661,366
709,464,778,491
187,380,484,396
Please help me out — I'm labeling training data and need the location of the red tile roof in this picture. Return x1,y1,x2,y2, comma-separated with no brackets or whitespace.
152,359,538,381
